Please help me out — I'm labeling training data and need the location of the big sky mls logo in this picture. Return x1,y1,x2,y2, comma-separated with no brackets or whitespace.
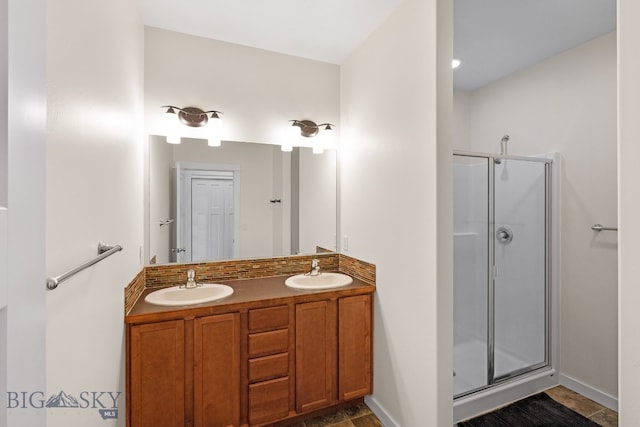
7,390,122,420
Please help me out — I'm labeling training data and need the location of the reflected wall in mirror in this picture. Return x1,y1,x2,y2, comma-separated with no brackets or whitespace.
148,136,336,264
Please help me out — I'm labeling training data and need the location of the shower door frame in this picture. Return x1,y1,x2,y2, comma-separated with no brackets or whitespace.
453,150,554,399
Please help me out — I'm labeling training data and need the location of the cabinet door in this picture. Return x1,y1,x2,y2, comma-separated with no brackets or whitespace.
194,313,240,427
130,320,185,427
338,295,372,400
295,300,336,413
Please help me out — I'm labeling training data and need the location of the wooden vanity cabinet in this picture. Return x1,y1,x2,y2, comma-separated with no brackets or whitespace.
295,294,373,413
295,300,336,413
127,285,373,427
194,313,241,427
128,313,240,427
129,320,185,427
338,295,372,400
246,305,293,425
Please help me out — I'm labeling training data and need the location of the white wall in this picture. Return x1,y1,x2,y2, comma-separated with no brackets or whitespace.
144,26,340,150
0,0,7,419
455,33,618,399
618,0,640,423
0,0,6,206
143,27,340,263
340,0,453,425
46,1,144,426
6,1,47,426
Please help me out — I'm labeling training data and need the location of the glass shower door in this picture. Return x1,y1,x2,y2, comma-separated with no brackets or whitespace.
453,155,490,396
492,159,548,380
453,153,550,398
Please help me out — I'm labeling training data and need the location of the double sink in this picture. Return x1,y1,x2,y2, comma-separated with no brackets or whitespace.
145,271,353,307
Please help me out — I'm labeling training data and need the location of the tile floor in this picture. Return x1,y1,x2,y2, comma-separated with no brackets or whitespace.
295,386,618,427
545,385,618,426
288,402,382,427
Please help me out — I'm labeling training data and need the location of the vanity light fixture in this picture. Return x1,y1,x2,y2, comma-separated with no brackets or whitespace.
285,119,335,154
452,58,462,69
161,106,223,146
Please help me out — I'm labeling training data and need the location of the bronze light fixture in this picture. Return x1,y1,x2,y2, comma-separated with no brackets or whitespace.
285,119,335,154
289,119,334,137
162,106,223,146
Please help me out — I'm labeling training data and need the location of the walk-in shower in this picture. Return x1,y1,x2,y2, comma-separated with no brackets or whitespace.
453,151,559,422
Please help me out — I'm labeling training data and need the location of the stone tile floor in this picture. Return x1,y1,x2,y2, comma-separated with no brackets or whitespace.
297,386,618,426
288,403,382,427
546,385,618,426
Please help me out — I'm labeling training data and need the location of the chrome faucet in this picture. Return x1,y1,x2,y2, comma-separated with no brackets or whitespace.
308,259,321,276
185,269,197,289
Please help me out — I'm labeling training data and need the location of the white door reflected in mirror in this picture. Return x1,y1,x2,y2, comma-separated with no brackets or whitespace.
148,137,337,265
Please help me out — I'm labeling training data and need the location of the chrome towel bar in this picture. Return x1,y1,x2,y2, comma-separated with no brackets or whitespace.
591,224,618,232
46,242,123,290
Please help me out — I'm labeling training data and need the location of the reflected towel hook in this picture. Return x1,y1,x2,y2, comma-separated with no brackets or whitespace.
591,224,617,232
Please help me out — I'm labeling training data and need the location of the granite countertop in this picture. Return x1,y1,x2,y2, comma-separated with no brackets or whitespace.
126,273,375,324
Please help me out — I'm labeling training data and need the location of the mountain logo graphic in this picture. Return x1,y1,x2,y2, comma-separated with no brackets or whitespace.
45,391,80,408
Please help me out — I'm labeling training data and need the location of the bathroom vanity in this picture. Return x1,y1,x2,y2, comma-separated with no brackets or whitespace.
125,273,374,427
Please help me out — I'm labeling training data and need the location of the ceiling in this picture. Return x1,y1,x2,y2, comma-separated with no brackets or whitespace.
134,0,403,65
454,0,616,91
135,0,616,91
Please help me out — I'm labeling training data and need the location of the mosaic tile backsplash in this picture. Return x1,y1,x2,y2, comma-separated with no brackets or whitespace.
124,253,375,314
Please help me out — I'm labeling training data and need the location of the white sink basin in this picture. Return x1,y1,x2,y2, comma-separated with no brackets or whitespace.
285,272,353,290
145,283,234,306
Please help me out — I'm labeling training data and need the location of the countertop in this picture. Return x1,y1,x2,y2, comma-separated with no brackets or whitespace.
126,274,375,324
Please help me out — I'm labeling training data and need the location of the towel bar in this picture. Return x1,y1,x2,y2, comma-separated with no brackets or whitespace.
46,242,123,290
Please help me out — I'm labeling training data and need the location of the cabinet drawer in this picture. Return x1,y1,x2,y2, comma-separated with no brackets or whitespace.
248,329,289,357
248,377,290,425
248,352,289,383
248,305,289,332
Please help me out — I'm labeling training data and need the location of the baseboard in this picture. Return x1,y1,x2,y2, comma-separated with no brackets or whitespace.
559,373,618,411
364,395,400,427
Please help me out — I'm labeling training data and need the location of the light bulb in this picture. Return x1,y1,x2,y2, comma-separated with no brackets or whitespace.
285,122,301,151
208,114,222,147
320,125,334,147
163,107,180,144
166,135,181,145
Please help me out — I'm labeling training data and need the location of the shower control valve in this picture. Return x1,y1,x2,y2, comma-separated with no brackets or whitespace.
496,225,514,244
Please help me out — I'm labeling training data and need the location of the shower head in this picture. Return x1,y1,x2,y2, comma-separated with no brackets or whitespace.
495,134,510,164
500,134,510,156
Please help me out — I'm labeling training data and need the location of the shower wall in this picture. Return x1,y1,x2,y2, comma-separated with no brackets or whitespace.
454,32,617,402
453,161,487,346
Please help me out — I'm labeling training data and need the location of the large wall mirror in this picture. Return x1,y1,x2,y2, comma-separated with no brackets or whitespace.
142,27,340,265
146,136,336,265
